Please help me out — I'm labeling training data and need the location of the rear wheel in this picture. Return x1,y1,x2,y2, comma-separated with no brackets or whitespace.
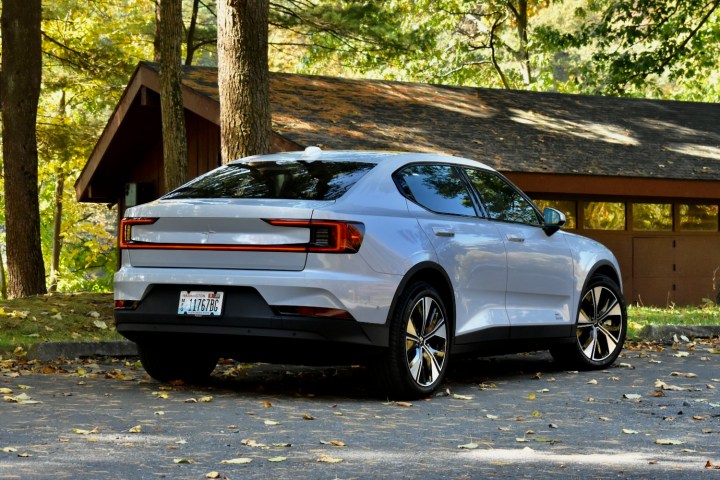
551,275,626,369
138,343,218,383
376,282,450,399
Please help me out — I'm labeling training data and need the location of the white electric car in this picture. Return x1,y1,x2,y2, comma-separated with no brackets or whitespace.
115,147,626,398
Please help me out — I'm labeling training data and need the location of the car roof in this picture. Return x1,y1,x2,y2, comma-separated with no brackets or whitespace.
231,147,496,171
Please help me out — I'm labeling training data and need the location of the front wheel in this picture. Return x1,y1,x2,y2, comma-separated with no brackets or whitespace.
551,275,627,370
138,343,218,383
376,282,451,399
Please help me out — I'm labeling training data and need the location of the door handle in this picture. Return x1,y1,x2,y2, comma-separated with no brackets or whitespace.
507,236,525,243
432,227,455,237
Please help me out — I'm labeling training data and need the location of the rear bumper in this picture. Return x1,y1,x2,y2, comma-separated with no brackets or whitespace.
114,284,390,361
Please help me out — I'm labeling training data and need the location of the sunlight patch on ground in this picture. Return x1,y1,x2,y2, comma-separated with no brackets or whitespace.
340,446,710,471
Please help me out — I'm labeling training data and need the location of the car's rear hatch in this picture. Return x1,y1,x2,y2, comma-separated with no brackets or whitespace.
123,199,325,271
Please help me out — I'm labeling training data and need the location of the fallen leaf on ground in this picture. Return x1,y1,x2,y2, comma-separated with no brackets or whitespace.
320,440,346,447
655,380,686,391
395,401,413,407
241,439,267,448
1,447,18,453
264,420,281,426
673,352,690,358
656,439,684,445
128,425,142,433
268,457,287,462
317,455,343,463
671,372,697,378
206,472,221,479
73,427,99,435
453,394,473,401
174,458,195,464
458,442,480,449
220,458,252,464
623,393,642,400
587,379,598,385
303,413,315,420
622,429,639,434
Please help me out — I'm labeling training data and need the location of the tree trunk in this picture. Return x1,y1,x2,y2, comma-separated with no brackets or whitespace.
158,0,189,192
1,0,47,298
49,91,69,293
0,248,7,300
217,0,272,163
185,0,201,65
514,0,531,85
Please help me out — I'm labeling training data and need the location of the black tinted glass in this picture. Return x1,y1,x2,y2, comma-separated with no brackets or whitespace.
464,168,541,225
394,164,476,216
163,161,374,201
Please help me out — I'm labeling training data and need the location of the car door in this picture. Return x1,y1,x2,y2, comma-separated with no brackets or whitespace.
463,168,575,338
394,164,509,343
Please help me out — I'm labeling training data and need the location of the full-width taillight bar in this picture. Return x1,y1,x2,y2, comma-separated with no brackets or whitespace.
119,217,364,254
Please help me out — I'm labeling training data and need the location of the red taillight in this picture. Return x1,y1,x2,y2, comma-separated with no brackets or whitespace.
265,219,365,253
119,218,158,249
114,300,139,310
117,217,364,254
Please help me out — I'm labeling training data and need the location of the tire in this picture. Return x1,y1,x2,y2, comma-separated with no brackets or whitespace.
551,275,627,370
138,343,218,383
376,282,451,399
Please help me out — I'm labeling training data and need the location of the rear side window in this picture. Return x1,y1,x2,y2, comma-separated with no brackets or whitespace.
394,164,477,216
163,161,374,201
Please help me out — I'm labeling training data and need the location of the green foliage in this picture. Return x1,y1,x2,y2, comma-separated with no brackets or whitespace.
32,0,155,293
535,0,720,99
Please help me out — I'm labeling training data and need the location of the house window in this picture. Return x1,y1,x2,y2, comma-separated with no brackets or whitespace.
632,203,672,231
583,202,625,230
679,204,719,231
533,199,576,229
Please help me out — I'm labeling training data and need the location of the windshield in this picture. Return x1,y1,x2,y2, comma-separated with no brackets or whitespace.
163,160,375,201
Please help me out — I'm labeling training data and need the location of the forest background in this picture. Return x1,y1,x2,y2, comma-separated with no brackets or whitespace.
0,0,718,297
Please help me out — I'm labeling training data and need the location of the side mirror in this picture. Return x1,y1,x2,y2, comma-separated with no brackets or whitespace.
542,207,566,236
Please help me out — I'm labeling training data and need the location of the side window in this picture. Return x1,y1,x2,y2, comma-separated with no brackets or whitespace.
464,168,542,226
394,164,477,217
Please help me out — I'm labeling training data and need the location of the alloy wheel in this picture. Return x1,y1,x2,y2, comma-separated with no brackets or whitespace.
577,285,624,362
405,296,448,387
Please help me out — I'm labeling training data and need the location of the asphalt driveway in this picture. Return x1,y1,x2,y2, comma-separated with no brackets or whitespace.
1,339,719,479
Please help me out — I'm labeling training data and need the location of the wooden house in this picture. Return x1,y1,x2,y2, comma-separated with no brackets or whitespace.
75,62,720,306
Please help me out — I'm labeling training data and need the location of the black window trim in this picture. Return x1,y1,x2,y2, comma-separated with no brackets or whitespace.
460,166,545,227
392,162,483,219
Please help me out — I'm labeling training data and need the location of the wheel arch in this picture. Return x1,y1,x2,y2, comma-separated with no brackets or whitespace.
586,261,623,292
387,262,456,332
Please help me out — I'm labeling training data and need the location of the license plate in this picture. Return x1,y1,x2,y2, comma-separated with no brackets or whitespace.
178,291,224,316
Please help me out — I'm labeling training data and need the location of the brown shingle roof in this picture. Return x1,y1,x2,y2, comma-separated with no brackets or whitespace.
172,61,720,181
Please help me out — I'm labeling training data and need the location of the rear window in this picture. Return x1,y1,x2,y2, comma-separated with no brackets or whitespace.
163,161,374,201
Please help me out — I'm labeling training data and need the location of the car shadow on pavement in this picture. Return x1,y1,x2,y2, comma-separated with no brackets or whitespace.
198,351,565,400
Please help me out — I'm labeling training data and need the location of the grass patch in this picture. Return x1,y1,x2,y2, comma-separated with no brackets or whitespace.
0,292,122,355
627,304,720,339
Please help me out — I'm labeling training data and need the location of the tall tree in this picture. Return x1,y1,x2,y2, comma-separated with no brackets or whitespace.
1,0,47,298
157,0,190,191
217,0,272,162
